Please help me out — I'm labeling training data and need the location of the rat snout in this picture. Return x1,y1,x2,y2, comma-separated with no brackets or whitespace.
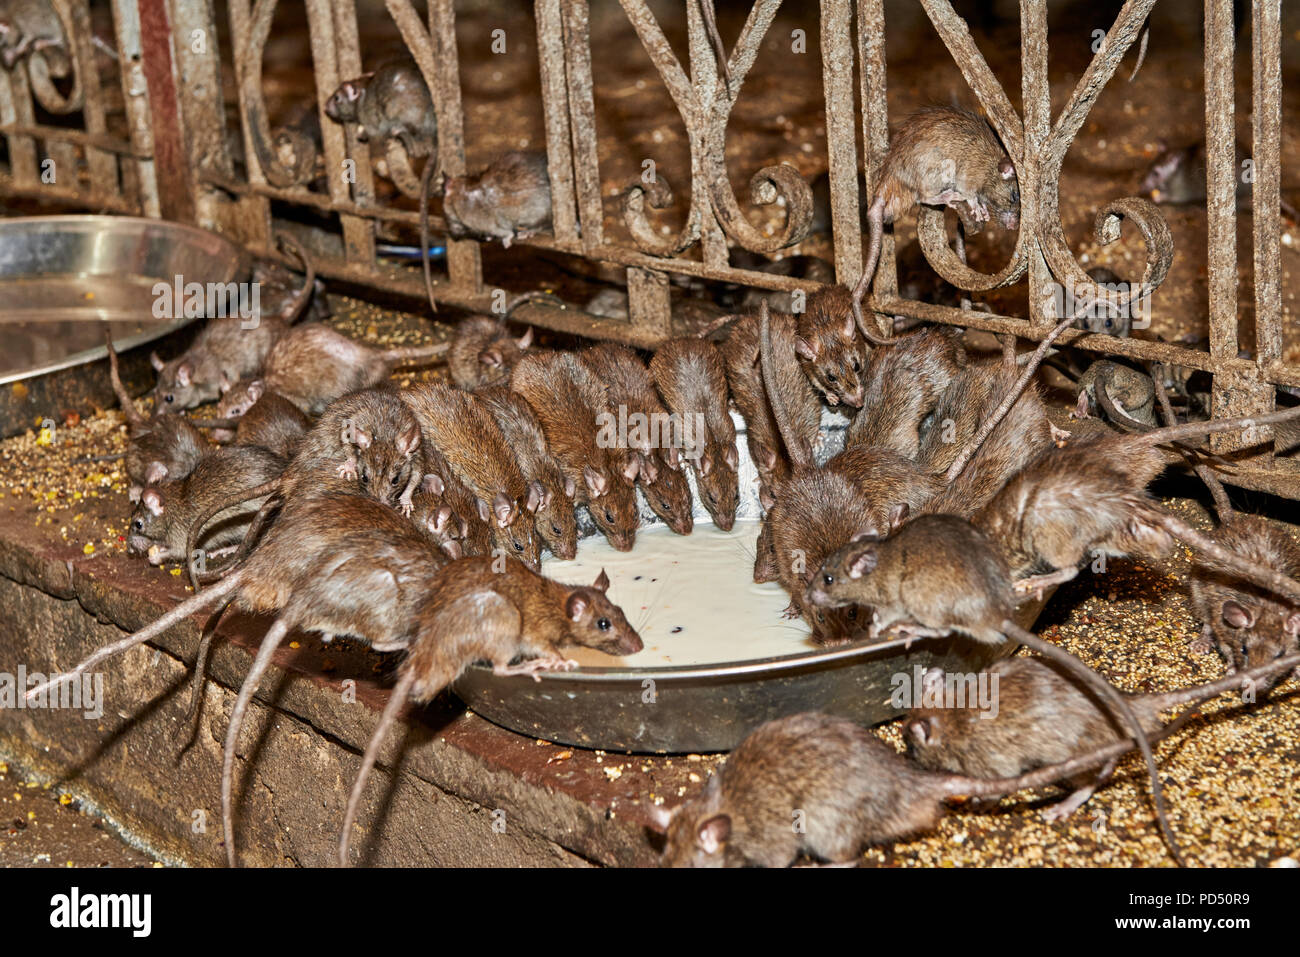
841,387,864,409
615,630,644,655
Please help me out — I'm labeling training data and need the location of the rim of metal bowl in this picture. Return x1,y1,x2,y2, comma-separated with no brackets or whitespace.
0,216,247,384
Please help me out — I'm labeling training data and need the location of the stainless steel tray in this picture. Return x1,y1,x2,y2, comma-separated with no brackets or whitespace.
0,216,246,435
454,411,1048,753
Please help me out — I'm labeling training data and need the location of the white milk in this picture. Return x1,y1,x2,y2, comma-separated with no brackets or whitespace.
544,520,816,668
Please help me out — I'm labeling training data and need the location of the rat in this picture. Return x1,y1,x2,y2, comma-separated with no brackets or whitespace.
256,322,448,415
649,338,738,530
511,351,641,551
1140,139,1300,222
1074,359,1157,426
652,710,1173,868
802,512,1185,864
127,445,285,569
1073,265,1133,338
0,0,73,75
474,385,578,558
844,325,966,457
793,286,871,409
973,404,1300,604
150,236,317,410
448,315,534,389
906,651,1300,822
914,361,1052,517
338,555,643,864
105,330,208,501
401,382,540,567
198,376,311,459
581,342,695,536
718,309,822,494
850,106,1020,339
182,388,426,590
443,150,552,248
324,55,436,158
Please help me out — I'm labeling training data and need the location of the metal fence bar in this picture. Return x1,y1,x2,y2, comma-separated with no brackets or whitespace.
821,0,862,288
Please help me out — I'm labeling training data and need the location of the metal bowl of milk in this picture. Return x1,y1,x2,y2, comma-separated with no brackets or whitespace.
453,411,1045,753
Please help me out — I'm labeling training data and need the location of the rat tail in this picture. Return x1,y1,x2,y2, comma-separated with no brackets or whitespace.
1130,402,1300,450
274,232,317,324
1150,370,1234,520
758,299,810,470
175,596,237,761
1150,507,1300,605
191,417,241,432
944,315,1075,483
103,329,148,432
339,666,419,867
23,570,244,705
380,342,451,367
999,619,1184,867
185,478,281,592
1142,652,1300,712
420,153,441,315
505,291,565,320
850,197,895,346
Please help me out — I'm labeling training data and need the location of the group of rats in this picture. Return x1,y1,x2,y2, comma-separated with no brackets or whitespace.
18,89,1300,867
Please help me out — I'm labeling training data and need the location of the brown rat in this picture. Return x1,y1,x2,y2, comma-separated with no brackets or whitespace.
845,325,966,457
1073,265,1134,338
1140,140,1299,222
474,385,578,558
105,331,208,501
126,445,285,568
323,55,436,157
850,106,1021,338
201,377,311,458
257,322,448,415
401,382,540,567
650,338,738,530
719,309,821,493
511,351,641,550
150,236,317,410
338,556,643,864
581,342,695,536
802,513,1183,863
652,710,1168,868
448,316,534,389
793,286,870,409
1075,359,1156,425
443,150,552,247
0,0,70,75
906,652,1300,822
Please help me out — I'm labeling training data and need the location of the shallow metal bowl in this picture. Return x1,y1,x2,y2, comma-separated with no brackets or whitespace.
0,216,245,435
454,411,1047,753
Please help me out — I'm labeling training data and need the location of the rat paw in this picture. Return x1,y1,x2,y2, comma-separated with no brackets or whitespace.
1050,423,1072,443
337,459,358,481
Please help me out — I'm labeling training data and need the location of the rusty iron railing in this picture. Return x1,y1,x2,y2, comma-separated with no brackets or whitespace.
0,0,1295,497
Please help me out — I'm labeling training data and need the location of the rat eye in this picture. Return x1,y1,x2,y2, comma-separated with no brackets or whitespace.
847,607,858,620
597,617,611,631
604,508,614,523
391,472,402,486
706,491,717,504
132,518,144,531
823,574,834,586
551,523,562,535
514,540,524,551
826,371,838,382
851,357,861,372
164,394,175,404
359,466,370,483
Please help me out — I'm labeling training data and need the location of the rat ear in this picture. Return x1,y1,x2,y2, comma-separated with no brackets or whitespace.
849,527,878,544
517,327,534,349
999,157,1015,180
698,450,713,477
142,487,164,516
665,447,682,471
399,422,422,457
149,351,165,372
429,505,453,534
841,312,856,340
907,715,939,747
144,461,169,485
593,569,610,593
647,804,674,834
584,465,608,498
565,591,589,621
492,492,516,528
246,379,265,404
526,480,545,513
758,485,776,511
352,426,373,450
479,347,504,369
622,454,640,484
1222,600,1255,629
639,454,660,484
175,362,193,387
1285,612,1300,637
753,441,777,472
888,502,909,532
476,498,491,523
219,371,233,394
421,472,445,496
563,475,576,498
847,545,878,579
723,444,738,470
441,540,463,560
697,814,731,854
794,336,818,361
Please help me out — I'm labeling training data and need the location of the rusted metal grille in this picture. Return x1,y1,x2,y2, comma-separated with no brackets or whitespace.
1,0,1296,497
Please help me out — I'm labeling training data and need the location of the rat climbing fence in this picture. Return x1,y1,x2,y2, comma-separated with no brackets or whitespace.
0,0,1295,496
